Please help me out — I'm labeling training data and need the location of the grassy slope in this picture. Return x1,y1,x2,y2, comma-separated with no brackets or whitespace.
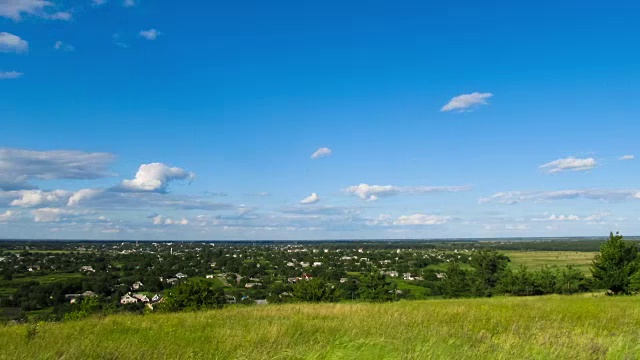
505,251,597,273
1,294,640,359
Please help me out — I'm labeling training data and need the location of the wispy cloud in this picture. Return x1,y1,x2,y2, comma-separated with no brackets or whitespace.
139,29,160,40
619,154,634,161
0,210,18,222
54,40,74,51
441,92,493,112
0,0,69,20
0,32,28,53
311,147,332,159
123,0,135,7
480,189,640,205
0,70,22,79
299,192,320,205
539,157,596,174
92,0,107,6
393,214,450,225
344,183,471,201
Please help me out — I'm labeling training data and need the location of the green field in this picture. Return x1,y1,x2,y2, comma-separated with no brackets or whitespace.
505,251,597,273
1,294,639,359
0,273,83,297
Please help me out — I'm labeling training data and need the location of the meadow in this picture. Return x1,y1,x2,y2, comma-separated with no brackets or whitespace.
1,294,639,359
505,251,597,274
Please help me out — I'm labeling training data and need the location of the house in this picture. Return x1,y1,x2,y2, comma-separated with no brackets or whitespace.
133,293,149,303
436,273,447,279
403,273,414,281
132,281,144,290
340,278,348,283
300,262,310,268
82,291,97,297
225,295,236,304
358,248,364,253
301,273,313,280
386,271,399,277
65,294,82,304
245,282,262,288
312,262,322,267
287,277,298,284
166,278,178,285
175,272,187,279
249,277,261,281
79,266,95,272
120,294,138,304
206,274,215,279
151,294,162,302
210,262,217,267
286,262,295,267
28,265,40,272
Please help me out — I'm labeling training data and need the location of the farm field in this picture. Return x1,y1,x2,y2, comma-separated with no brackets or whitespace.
1,294,639,359
504,251,597,274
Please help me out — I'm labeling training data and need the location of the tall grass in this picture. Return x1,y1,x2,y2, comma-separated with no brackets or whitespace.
1,294,639,359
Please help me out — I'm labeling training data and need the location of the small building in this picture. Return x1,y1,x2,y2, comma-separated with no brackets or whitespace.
287,277,298,284
301,273,313,280
300,262,310,268
132,281,144,290
403,273,414,281
339,278,348,283
28,265,41,272
386,271,399,277
206,274,215,279
312,262,322,267
286,262,295,267
151,294,162,302
245,282,262,288
82,291,97,297
133,294,149,303
225,295,237,304
120,294,138,304
176,272,187,279
436,273,447,280
79,266,95,272
166,278,179,285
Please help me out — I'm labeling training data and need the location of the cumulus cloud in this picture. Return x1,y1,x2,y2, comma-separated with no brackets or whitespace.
0,32,28,53
310,147,332,159
53,40,74,51
152,215,189,225
0,0,71,20
0,71,22,79
139,29,160,40
0,210,17,222
67,188,103,206
118,163,194,192
619,155,634,161
344,183,471,201
31,207,88,222
441,92,493,112
0,148,115,190
10,189,72,207
393,214,451,225
539,157,596,174
299,192,320,205
479,189,640,205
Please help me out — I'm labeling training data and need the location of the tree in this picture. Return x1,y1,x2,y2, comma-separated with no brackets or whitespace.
469,250,509,297
358,273,394,302
162,278,225,311
591,232,639,294
441,262,470,298
293,279,341,302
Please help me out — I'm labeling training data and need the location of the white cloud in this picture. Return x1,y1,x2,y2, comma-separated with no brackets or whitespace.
547,214,580,221
123,0,135,6
441,92,493,112
344,183,471,201
620,155,634,161
31,207,88,222
0,71,22,79
483,223,528,231
0,32,28,53
0,0,72,20
119,163,194,192
480,189,640,205
299,192,320,205
152,215,189,226
92,0,106,5
53,40,74,51
10,189,72,207
310,147,332,159
45,11,70,20
394,214,450,225
0,148,115,190
539,157,596,174
139,29,160,40
0,210,17,222
67,188,103,206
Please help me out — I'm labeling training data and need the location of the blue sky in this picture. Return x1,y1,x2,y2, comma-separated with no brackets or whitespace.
1,1,640,240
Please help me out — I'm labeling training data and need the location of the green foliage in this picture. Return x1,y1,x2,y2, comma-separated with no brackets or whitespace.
591,232,639,294
441,262,470,298
468,250,509,297
293,279,341,302
358,273,394,302
162,278,225,311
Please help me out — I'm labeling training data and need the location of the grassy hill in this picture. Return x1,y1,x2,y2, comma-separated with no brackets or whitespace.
1,294,639,359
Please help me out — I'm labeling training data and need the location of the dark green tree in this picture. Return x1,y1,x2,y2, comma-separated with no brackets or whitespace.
358,273,394,302
441,262,470,298
292,279,341,302
591,232,639,294
162,278,225,311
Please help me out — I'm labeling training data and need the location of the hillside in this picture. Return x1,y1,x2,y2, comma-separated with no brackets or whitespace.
1,294,640,359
